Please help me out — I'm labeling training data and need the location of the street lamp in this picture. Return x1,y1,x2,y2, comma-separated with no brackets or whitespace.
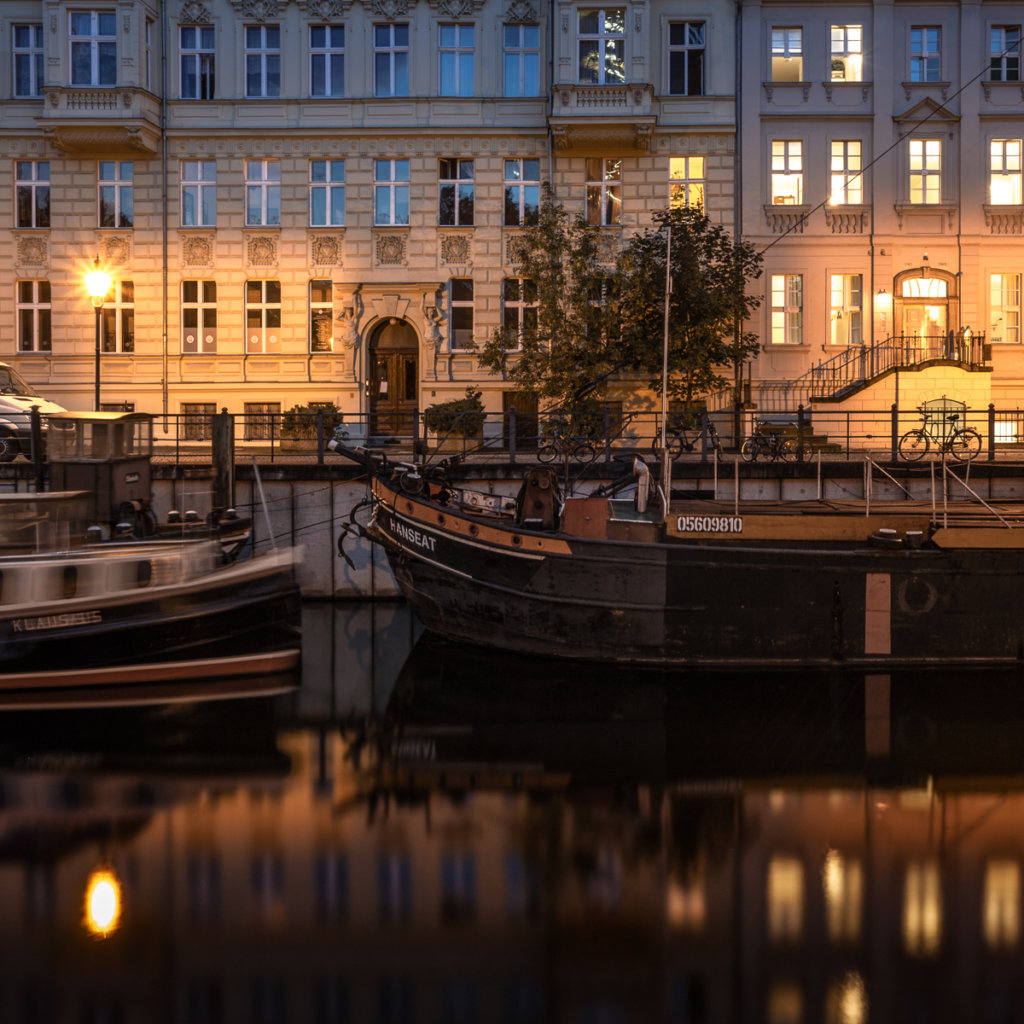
84,256,111,411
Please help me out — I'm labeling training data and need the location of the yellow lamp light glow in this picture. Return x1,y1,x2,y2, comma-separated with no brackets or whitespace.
85,868,122,937
84,258,111,308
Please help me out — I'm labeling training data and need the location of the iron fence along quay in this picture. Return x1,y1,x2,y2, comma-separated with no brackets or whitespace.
138,405,1024,468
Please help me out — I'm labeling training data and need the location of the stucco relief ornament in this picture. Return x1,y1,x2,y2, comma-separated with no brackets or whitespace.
505,0,537,22
433,0,484,16
229,0,281,21
16,236,48,268
296,0,352,16
247,236,277,265
178,1,213,24
366,0,413,19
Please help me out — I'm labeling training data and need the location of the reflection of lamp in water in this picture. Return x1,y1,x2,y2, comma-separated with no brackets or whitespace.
84,867,122,937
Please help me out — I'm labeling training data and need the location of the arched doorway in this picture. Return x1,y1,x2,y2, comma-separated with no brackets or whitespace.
893,267,958,354
369,318,418,437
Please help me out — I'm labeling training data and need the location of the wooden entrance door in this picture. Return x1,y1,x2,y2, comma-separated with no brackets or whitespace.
369,320,418,437
503,391,539,451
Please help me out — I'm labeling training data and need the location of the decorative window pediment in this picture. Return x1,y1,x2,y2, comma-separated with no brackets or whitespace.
179,1,214,24
366,0,417,18
296,0,353,15
505,0,538,23
428,0,484,15
228,0,282,21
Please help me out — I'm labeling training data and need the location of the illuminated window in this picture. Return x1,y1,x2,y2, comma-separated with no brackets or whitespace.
181,280,217,353
16,280,51,352
983,860,1020,948
823,849,863,939
825,972,867,1024
771,141,803,205
767,855,804,940
586,158,621,225
670,156,705,210
991,26,1020,82
830,275,863,346
909,139,941,204
667,876,706,929
990,139,1022,205
771,27,802,82
829,140,862,205
578,8,625,85
668,22,704,95
830,25,863,81
910,27,940,82
771,276,803,345
100,281,134,353
309,280,333,352
903,859,943,955
990,273,1021,344
245,280,281,353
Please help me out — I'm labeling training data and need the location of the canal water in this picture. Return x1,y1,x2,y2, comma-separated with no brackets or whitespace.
3,602,1024,1023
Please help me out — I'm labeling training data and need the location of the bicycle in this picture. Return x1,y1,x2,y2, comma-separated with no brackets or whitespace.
650,414,723,460
898,410,981,462
740,423,797,462
537,421,596,465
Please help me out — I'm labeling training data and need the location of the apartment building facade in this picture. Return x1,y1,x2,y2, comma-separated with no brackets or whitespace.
0,0,735,436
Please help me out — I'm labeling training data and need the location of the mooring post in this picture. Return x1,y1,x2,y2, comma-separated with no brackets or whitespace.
212,407,235,511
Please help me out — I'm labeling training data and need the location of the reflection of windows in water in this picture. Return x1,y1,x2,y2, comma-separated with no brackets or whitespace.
182,402,215,441
244,402,280,441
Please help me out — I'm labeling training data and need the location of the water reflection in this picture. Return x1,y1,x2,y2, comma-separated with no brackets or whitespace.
3,604,1024,1023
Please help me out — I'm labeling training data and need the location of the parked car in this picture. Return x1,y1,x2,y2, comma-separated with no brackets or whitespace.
0,363,66,461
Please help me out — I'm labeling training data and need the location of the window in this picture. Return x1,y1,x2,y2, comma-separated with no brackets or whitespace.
440,24,474,96
669,156,705,210
100,281,134,353
310,280,333,352
586,158,621,225
181,160,216,227
245,24,280,98
990,274,1021,344
16,161,49,228
145,19,153,90
17,281,51,352
767,856,804,941
99,161,133,227
181,280,217,353
984,860,1020,949
909,139,941,203
439,159,474,226
771,28,802,82
374,23,409,97
245,280,281,352
245,160,280,226
910,27,940,82
374,159,409,225
13,24,44,97
771,275,803,345
180,24,215,99
309,24,344,97
503,158,540,225
830,275,863,346
990,139,1022,204
903,860,942,955
244,402,280,440
829,140,862,205
502,278,537,349
449,279,474,350
668,22,704,95
991,27,1021,82
70,11,116,86
578,8,625,85
771,141,803,205
830,25,863,81
310,160,345,226
182,403,215,441
503,23,539,96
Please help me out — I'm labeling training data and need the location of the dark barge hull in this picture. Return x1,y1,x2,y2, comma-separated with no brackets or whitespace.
370,482,1024,667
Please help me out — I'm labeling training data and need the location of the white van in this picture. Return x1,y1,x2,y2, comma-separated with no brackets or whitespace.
0,363,66,462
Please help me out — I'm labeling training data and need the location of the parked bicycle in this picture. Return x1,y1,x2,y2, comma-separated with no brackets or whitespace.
650,414,723,460
898,410,981,462
537,420,596,465
740,423,797,462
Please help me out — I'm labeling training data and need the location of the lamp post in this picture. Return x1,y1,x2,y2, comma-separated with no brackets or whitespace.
84,256,111,411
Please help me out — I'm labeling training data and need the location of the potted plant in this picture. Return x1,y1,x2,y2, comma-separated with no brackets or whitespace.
425,388,485,448
280,402,344,450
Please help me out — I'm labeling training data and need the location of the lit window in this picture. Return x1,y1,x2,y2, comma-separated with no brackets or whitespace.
181,280,217,353
825,973,867,1024
15,161,49,228
771,27,802,82
503,23,539,96
245,280,281,353
909,139,941,203
16,281,51,352
99,161,133,228
181,160,216,227
910,27,941,82
245,159,280,226
439,23,474,96
309,280,334,352
374,23,409,97
180,24,215,98
310,160,345,226
771,275,803,345
823,849,863,940
991,26,1020,81
578,9,625,85
831,25,863,81
449,279,474,350
503,159,540,225
70,11,116,86
100,281,134,353
13,23,44,97
767,983,802,1024
669,156,705,210
374,159,409,225
586,158,621,225
990,139,1022,204
767,855,804,940
990,273,1021,344
830,275,863,346
829,140,862,205
668,22,704,95
983,860,1020,949
501,278,537,349
245,24,280,98
309,24,344,97
771,141,803,205
903,860,942,955
439,159,474,226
